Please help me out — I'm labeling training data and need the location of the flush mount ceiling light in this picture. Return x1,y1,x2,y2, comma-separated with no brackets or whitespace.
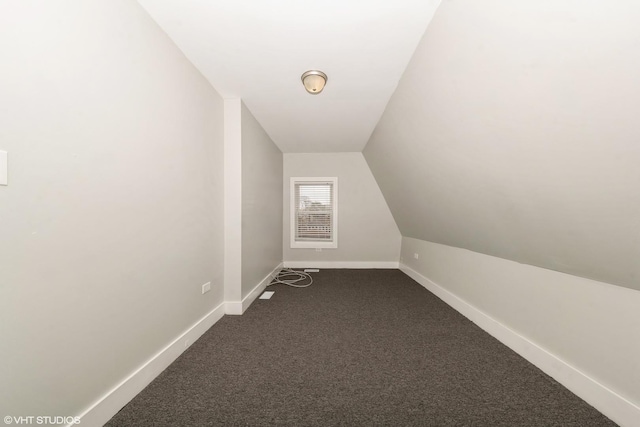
301,70,328,95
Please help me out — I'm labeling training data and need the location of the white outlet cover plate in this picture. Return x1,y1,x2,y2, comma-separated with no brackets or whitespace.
259,291,275,300
0,151,7,186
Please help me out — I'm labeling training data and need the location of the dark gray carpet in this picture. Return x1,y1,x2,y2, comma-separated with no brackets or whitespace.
106,269,616,426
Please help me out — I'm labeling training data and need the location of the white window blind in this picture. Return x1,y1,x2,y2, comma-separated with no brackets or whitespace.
290,177,338,248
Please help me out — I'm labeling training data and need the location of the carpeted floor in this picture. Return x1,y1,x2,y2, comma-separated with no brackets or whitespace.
106,269,616,426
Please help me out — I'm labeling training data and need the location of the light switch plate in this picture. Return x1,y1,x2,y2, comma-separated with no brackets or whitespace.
0,151,7,186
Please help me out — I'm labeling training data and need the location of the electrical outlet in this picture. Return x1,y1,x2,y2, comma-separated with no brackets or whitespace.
414,253,419,259
201,282,211,294
315,248,322,252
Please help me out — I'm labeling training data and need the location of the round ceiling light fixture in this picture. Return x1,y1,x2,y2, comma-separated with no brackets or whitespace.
301,70,328,95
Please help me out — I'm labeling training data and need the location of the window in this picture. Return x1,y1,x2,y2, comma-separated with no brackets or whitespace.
290,177,338,249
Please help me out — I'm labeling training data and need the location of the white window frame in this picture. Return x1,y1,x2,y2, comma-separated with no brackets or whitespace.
290,177,338,249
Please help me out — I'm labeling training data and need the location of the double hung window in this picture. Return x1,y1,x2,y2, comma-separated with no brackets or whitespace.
290,177,338,249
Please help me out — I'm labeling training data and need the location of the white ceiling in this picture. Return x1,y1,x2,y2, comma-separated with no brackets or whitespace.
137,0,441,153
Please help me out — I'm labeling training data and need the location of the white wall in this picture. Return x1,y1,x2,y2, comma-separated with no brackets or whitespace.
364,0,640,291
400,237,640,426
283,153,400,267
241,103,283,298
0,0,224,421
362,1,640,424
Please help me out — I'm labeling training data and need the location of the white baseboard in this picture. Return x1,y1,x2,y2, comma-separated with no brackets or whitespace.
225,262,283,315
72,302,226,427
400,263,640,427
283,261,399,269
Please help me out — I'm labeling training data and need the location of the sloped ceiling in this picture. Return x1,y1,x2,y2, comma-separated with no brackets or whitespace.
137,0,441,153
364,0,640,290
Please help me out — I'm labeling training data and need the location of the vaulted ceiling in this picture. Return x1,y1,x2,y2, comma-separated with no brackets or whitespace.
138,1,640,291
137,0,441,153
364,0,640,291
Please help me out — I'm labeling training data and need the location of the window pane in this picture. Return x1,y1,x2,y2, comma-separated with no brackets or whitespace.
295,183,333,241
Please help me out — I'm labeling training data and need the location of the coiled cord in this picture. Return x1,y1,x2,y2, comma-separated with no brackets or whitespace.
268,268,313,288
